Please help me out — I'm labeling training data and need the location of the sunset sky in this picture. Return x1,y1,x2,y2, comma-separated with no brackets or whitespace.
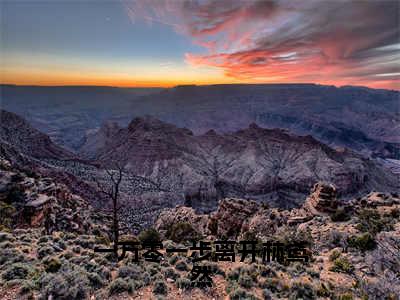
1,0,399,89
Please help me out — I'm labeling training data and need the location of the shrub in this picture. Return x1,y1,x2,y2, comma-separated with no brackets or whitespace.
328,230,347,249
262,289,272,300
64,232,77,240
289,281,316,300
275,226,314,248
225,279,237,292
60,251,73,260
138,228,161,244
143,272,151,285
175,260,188,271
21,247,30,255
307,268,320,278
389,207,400,219
44,257,62,273
72,246,81,254
168,254,179,265
19,279,36,295
37,246,54,259
40,265,90,299
87,272,105,289
126,273,150,291
208,218,218,235
93,256,108,266
99,267,111,281
261,202,270,209
339,293,354,300
117,265,142,280
0,224,11,232
153,279,168,295
287,262,306,277
356,209,393,235
0,232,14,243
347,233,376,252
146,263,161,276
0,241,13,249
202,261,225,276
229,287,259,300
75,236,95,249
0,201,16,228
22,168,38,179
108,278,129,295
227,267,242,281
20,234,32,243
330,257,354,274
166,222,201,243
55,240,67,250
258,265,277,278
239,274,254,289
38,236,50,244
241,230,260,243
316,283,330,297
162,267,180,280
103,251,116,262
94,235,110,245
329,250,341,261
259,278,289,296
331,208,351,222
176,277,192,290
2,263,31,281
69,255,90,265
0,248,25,267
163,239,176,250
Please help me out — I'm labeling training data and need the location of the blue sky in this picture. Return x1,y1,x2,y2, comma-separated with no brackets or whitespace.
2,1,201,61
1,1,226,86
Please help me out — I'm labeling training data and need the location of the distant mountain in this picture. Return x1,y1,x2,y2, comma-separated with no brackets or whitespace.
129,84,400,159
2,84,399,158
0,85,162,150
84,116,399,210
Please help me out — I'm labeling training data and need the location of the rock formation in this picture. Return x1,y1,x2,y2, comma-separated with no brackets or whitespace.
82,116,398,213
0,157,110,235
303,182,339,215
154,205,208,238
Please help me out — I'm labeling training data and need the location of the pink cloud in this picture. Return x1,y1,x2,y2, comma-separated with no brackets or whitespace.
124,0,400,89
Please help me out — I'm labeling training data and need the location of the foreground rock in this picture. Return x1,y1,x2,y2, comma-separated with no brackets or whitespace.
0,170,399,299
151,187,400,299
304,182,338,214
0,157,111,235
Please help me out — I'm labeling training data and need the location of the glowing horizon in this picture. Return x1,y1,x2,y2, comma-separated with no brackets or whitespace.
1,1,399,90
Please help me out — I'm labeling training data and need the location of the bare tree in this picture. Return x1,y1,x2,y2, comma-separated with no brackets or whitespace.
93,162,124,255
91,160,186,244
